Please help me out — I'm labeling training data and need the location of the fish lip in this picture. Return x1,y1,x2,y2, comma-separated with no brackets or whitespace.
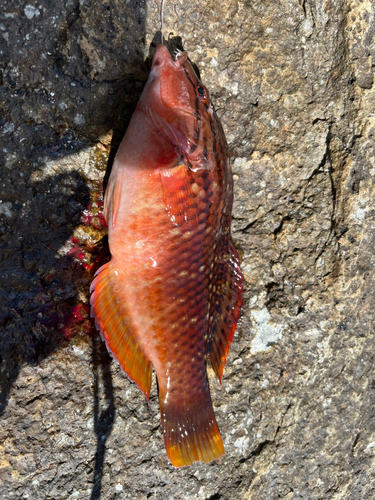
152,44,188,69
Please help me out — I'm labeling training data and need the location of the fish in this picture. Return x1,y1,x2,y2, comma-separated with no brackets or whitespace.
90,44,243,467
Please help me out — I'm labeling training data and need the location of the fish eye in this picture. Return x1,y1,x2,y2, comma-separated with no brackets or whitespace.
196,85,210,105
196,86,206,97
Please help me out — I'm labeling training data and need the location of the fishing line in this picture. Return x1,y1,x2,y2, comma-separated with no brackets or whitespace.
160,0,164,45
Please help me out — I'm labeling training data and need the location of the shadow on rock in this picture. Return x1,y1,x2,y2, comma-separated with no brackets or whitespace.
90,334,115,500
0,171,92,414
0,0,149,413
0,0,151,152
0,2,150,497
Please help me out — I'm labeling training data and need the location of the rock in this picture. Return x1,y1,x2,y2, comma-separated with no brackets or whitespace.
356,72,373,90
1,0,375,498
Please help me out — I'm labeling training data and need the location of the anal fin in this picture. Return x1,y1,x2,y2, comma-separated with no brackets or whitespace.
90,262,152,399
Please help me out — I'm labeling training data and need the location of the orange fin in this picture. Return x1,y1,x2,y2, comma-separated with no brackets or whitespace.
160,396,224,467
160,164,198,229
90,262,152,399
206,238,243,382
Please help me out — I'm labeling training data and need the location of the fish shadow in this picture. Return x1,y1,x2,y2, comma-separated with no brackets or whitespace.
0,164,114,498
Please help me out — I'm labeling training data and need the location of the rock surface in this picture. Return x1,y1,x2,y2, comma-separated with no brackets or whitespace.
1,0,375,498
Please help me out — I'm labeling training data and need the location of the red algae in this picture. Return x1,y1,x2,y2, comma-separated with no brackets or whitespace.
36,150,110,344
57,181,109,340
62,304,91,340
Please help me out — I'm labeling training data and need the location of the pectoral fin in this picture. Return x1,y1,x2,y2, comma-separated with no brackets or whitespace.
104,171,123,230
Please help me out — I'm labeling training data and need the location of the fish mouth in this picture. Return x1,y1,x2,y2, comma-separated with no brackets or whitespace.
152,44,188,70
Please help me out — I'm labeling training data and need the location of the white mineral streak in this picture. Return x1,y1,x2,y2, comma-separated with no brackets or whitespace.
0,201,13,218
349,199,368,223
24,5,40,19
250,307,283,354
234,435,250,454
365,441,375,454
28,145,104,183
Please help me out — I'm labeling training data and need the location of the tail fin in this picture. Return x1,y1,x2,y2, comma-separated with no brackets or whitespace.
160,389,224,467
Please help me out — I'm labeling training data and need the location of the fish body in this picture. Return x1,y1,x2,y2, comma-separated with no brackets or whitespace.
90,45,243,467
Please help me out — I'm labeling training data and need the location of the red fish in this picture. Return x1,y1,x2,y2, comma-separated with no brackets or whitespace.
90,44,243,467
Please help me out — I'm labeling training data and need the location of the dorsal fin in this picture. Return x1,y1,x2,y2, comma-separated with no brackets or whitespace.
205,237,243,382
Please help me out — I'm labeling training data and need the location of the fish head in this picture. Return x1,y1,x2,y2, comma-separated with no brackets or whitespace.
140,44,225,171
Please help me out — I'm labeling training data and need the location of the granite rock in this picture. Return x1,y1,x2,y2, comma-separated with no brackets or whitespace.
1,0,375,498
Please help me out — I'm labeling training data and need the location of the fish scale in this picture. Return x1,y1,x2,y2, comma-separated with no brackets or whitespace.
90,44,243,467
